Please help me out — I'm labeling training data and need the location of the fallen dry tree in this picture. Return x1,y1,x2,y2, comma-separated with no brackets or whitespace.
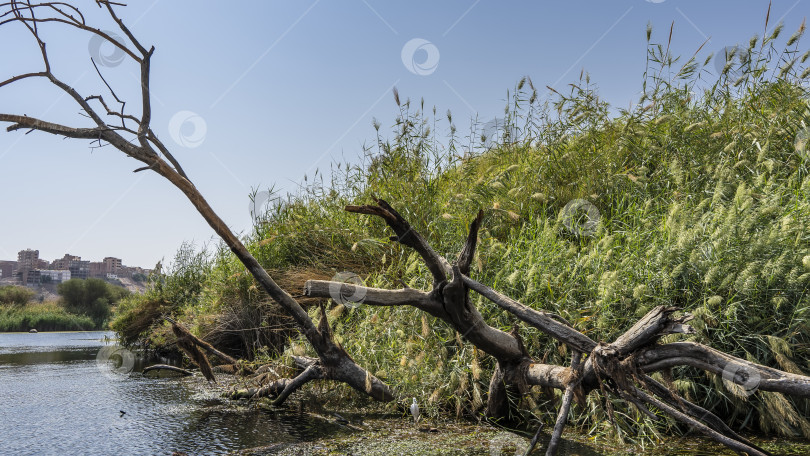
0,0,391,404
303,198,810,455
3,2,810,454
165,317,256,381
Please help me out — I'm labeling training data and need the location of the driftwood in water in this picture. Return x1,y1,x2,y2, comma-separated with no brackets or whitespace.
170,320,216,382
143,364,193,377
304,198,810,456
165,317,255,379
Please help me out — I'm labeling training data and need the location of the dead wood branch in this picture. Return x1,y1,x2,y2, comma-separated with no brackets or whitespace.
170,321,216,382
0,0,391,406
228,356,319,401
165,318,245,369
346,198,450,286
307,200,810,454
545,351,582,456
143,364,192,377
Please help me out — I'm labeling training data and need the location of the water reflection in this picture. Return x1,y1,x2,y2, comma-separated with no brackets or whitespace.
2,332,805,455
0,331,346,456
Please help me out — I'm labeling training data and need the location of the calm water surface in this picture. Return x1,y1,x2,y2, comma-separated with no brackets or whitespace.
2,332,807,456
0,331,343,456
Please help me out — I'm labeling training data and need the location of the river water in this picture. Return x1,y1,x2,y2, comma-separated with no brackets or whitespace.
0,331,344,456
2,331,808,456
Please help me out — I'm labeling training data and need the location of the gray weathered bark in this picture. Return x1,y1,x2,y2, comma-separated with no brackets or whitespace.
304,199,810,455
0,0,391,405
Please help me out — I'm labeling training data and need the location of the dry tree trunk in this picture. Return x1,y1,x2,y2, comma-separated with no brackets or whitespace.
0,0,391,405
304,198,810,455
171,320,217,382
4,4,810,455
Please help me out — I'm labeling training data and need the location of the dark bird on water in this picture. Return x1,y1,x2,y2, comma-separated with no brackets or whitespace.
119,410,126,417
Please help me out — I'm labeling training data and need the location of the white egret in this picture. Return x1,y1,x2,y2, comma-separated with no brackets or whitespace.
410,397,420,424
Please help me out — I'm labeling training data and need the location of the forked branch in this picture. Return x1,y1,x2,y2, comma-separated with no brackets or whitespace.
307,199,810,454
0,0,392,406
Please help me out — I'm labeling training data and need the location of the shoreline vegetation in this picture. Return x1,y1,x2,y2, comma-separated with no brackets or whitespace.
0,280,129,332
0,2,807,453
0,301,95,332
112,15,810,449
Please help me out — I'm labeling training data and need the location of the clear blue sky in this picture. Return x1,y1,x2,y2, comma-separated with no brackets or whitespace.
0,0,806,268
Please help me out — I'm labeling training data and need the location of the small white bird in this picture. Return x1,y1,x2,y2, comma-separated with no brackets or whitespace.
410,397,420,424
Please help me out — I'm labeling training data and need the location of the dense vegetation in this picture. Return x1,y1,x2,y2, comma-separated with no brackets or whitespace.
0,301,95,332
113,20,810,444
58,278,130,328
0,280,128,331
0,285,34,306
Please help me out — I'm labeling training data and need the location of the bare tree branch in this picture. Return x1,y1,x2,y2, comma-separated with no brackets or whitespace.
0,0,393,406
461,274,597,354
0,114,103,138
346,198,449,285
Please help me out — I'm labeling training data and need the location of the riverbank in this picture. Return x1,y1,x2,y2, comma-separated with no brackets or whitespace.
0,302,95,332
231,413,810,455
113,19,810,447
1,329,807,455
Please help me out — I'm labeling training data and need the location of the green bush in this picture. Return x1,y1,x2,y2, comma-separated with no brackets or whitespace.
58,278,130,328
0,285,34,306
110,243,212,348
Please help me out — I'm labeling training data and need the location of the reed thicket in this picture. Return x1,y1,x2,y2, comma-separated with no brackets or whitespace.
112,17,810,444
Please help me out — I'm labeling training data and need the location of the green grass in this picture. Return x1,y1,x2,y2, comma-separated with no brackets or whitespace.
113,19,810,445
0,302,96,332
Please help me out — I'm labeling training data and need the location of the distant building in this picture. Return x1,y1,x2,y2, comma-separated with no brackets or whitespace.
25,269,41,286
5,250,148,286
0,261,16,280
89,262,105,278
51,254,89,280
17,249,39,285
39,269,71,284
69,261,90,280
17,249,39,270
103,257,122,275
52,254,81,271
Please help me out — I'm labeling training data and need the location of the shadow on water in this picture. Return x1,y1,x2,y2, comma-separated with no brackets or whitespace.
1,332,808,455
